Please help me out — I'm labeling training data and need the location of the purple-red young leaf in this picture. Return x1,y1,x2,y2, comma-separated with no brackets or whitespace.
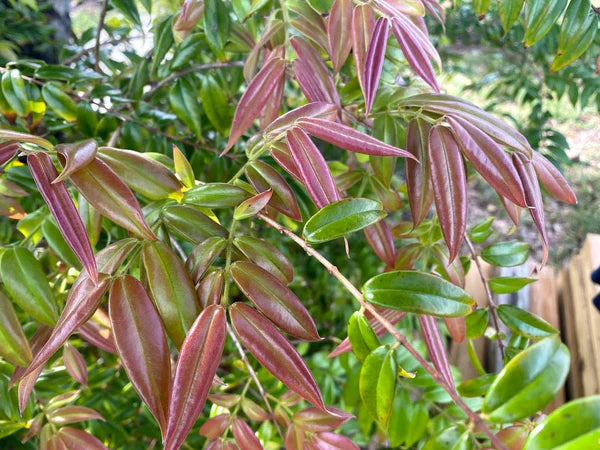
47,406,104,425
233,235,294,284
63,343,87,385
285,424,306,450
0,141,19,165
197,269,224,310
18,365,44,415
428,125,467,262
185,236,227,284
405,118,434,228
531,152,576,204
0,130,53,150
232,418,263,450
224,57,286,153
229,303,325,410
327,0,353,73
270,141,303,183
313,431,360,449
198,414,230,440
9,325,51,388
234,189,273,220
352,5,376,98
165,305,227,450
499,194,522,226
444,317,466,343
77,319,117,354
363,221,396,268
364,18,389,114
53,139,97,183
54,427,108,450
293,407,353,433
264,102,338,139
419,314,455,389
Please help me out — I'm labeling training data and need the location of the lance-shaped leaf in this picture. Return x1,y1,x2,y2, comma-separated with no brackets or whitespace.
419,315,454,389
531,152,576,204
500,194,522,226
327,0,353,73
67,158,157,241
481,241,529,267
199,414,230,440
78,316,117,354
54,427,107,450
47,406,104,425
165,305,226,450
498,0,525,33
286,127,341,208
428,125,467,262
161,204,228,244
374,0,425,17
28,152,98,285
303,198,386,244
234,189,273,220
172,145,195,189
270,141,303,182
241,397,269,421
513,153,548,266
234,236,293,284
42,219,81,269
0,247,58,325
169,78,202,137
0,130,53,150
183,183,251,209
42,82,77,121
0,289,32,366
9,325,51,388
497,305,558,339
246,160,302,221
229,303,325,409
197,269,224,310
489,276,536,294
0,141,19,165
364,18,389,114
263,103,337,139
109,276,171,437
231,261,320,341
406,119,433,228
360,345,397,427
483,336,570,423
348,311,381,362
291,36,340,106
444,317,466,343
232,418,262,450
2,69,29,117
53,139,97,183
364,220,396,268
363,270,475,317
63,343,87,385
293,407,353,432
473,0,491,18
524,0,568,47
98,147,183,201
391,16,440,92
186,236,227,284
313,432,360,449
224,57,286,153
447,116,526,207
297,117,414,158
352,4,375,98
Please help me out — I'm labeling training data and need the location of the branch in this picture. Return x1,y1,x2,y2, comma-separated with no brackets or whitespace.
63,36,130,65
256,212,507,450
465,236,506,359
94,0,110,73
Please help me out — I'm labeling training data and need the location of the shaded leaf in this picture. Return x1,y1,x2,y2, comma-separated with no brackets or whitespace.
53,139,97,183
363,18,389,114
62,343,87,385
360,345,397,427
327,0,353,73
233,235,294,284
405,118,433,228
186,236,227,284
364,221,396,267
0,289,32,366
352,4,375,98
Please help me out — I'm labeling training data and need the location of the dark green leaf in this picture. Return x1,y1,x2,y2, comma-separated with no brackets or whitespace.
497,305,558,339
480,241,529,267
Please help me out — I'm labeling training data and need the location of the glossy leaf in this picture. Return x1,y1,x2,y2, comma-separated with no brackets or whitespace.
465,308,489,339
363,18,389,114
186,236,227,284
54,426,108,450
482,336,570,422
352,4,375,98
233,235,294,284
197,269,224,310
489,276,536,294
293,407,353,432
47,406,104,425
161,204,228,244
231,261,320,341
359,345,397,427
199,414,230,440
327,0,353,73
110,0,141,27
229,303,325,409
364,221,396,268
469,217,494,244
263,102,337,139
481,241,529,267
169,78,202,136
498,0,525,33
1,69,29,116
0,130,53,150
0,289,32,366
183,183,251,208
363,270,475,317
405,119,433,228
234,189,272,220
53,139,98,183
348,311,380,362
165,305,226,450
531,152,576,204
172,145,195,189
62,343,87,385
42,82,77,121
524,0,568,47
0,141,19,165
497,304,558,339
232,418,263,450
419,315,454,389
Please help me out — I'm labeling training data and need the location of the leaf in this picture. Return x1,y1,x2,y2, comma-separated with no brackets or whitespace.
152,15,174,74
203,0,230,57
482,336,570,422
9,325,51,388
41,82,77,121
142,241,200,348
498,0,525,33
297,117,414,158
363,270,476,317
469,217,494,243
224,57,286,153
172,145,195,189
231,261,320,341
327,0,353,73
360,346,397,427
109,275,171,437
47,406,104,425
186,236,227,284
246,160,302,221
286,127,341,208
110,0,141,27
199,414,230,439
363,18,389,114
165,305,226,450
161,204,228,244
54,427,108,450
66,158,157,241
465,308,489,339
0,130,53,150
197,270,224,309
0,247,58,325
53,139,98,183
0,289,32,366
234,189,273,220
1,69,29,116
489,276,536,294
183,183,251,208
229,303,325,409
348,311,381,362
419,315,454,389
374,0,425,17
428,125,467,262
201,75,231,135
405,118,433,228
524,0,568,47
531,152,576,204
241,397,269,421
169,78,202,137
303,198,386,244
364,221,396,267
524,396,600,449
62,343,87,385
0,141,19,165
28,152,98,284
232,418,263,450
233,236,294,284
480,241,529,267
293,407,353,432
473,0,491,17
497,304,558,339
457,373,497,397
352,4,376,98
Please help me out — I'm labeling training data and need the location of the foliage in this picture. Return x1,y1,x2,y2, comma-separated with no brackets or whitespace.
0,0,599,448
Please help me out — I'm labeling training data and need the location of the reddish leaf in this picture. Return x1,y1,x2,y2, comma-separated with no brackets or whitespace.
327,0,353,73
186,237,227,284
229,303,325,410
270,141,303,183
77,320,117,354
0,130,53,150
0,141,19,165
28,152,98,285
230,261,320,341
513,154,548,266
312,431,360,449
293,407,353,432
165,305,227,450
9,325,51,387
285,424,306,450
264,103,338,139
297,117,414,158
432,244,465,288
423,0,445,23
241,397,269,421
199,414,230,440
67,158,157,241
197,269,224,310
47,406,104,425
260,61,285,130
364,18,389,114
444,317,466,343
224,57,286,153
0,178,28,197
18,365,44,415
286,127,341,208
63,343,87,385
531,152,576,204
161,204,228,244
233,418,263,450
405,118,434,228
447,116,526,207
288,1,328,52
291,37,340,106
54,427,107,450
244,21,282,81
53,139,97,183
363,221,396,268
233,235,294,284
419,314,454,389
208,393,241,408
391,16,440,92
352,5,375,100
234,189,273,220
499,194,522,226
428,125,467,262
109,276,171,437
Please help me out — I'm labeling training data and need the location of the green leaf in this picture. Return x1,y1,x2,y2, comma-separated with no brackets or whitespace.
359,346,397,428
169,78,202,136
348,312,380,362
110,0,141,27
473,0,492,17
457,373,497,397
42,82,78,122
203,0,231,58
489,276,536,294
498,0,526,33
0,420,24,439
41,219,81,269
152,15,175,74
497,305,558,338
523,0,568,47
0,289,33,366
480,241,529,267
468,217,494,243
1,69,29,117
363,271,475,317
524,396,600,449
76,103,98,136
482,336,570,423
171,33,204,70
201,75,231,135
465,308,489,339
303,198,386,244
183,183,250,208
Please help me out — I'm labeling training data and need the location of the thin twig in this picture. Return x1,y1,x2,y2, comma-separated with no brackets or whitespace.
227,324,284,441
257,212,507,450
465,236,506,360
94,0,109,73
63,36,130,65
